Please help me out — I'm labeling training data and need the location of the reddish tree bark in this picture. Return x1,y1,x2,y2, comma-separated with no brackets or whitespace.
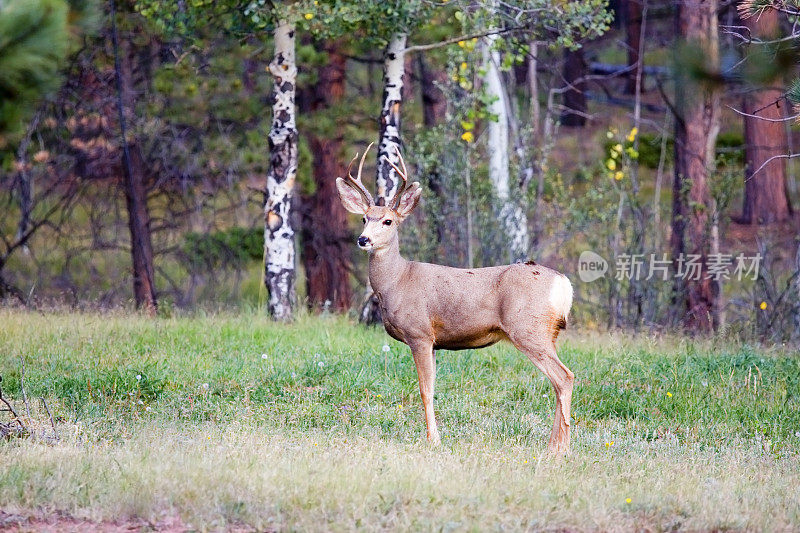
112,9,157,316
623,0,644,94
741,8,792,224
560,48,587,127
300,42,353,312
418,55,447,127
671,0,720,333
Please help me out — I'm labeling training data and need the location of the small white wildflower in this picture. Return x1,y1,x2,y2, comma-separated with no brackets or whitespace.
261,353,268,360
136,374,141,381
145,406,151,411
318,361,325,368
291,372,297,378
201,383,209,390
701,380,708,387
795,431,800,438
137,399,144,405
382,345,391,352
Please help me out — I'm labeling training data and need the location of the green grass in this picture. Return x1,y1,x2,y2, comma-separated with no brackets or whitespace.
1,310,799,530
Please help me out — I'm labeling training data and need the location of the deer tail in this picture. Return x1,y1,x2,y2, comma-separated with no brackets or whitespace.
549,274,573,331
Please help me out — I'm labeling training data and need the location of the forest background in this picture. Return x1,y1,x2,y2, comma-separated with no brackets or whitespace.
2,0,800,342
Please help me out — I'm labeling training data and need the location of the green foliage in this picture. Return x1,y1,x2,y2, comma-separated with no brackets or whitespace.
715,132,745,166
286,0,433,44
603,133,670,170
134,0,258,39
602,132,743,171
0,0,69,140
182,227,263,270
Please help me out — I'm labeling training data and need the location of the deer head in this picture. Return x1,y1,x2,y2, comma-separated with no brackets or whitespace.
336,144,422,252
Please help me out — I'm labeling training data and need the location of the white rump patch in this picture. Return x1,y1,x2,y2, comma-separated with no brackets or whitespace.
549,275,574,320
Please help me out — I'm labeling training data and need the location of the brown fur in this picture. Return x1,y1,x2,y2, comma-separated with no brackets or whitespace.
336,151,574,454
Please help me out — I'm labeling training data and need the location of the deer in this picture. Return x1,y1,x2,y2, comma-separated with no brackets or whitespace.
335,144,575,454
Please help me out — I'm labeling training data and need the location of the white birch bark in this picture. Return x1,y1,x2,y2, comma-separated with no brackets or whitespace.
360,33,407,324
376,33,407,204
483,33,529,261
264,21,297,321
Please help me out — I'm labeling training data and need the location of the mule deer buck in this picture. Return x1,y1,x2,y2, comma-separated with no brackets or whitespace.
336,145,574,454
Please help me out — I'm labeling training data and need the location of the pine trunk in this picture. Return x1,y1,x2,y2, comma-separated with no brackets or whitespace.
113,14,157,316
264,21,298,321
623,0,644,94
418,55,447,127
560,48,587,127
300,42,352,312
741,8,791,224
484,33,529,262
671,0,720,333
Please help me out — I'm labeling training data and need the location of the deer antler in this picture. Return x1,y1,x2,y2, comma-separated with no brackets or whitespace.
344,142,375,208
385,145,410,210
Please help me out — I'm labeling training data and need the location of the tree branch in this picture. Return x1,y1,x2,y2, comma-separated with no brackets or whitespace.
726,103,798,122
746,153,800,182
404,27,535,54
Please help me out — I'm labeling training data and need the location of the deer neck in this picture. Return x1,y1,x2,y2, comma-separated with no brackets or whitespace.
368,234,407,296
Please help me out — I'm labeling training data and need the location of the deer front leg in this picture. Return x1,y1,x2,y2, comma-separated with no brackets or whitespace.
410,342,440,445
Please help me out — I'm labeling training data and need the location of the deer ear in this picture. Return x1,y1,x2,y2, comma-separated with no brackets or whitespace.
395,182,422,218
336,178,370,214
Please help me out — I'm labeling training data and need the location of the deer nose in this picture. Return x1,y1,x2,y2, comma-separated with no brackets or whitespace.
357,236,370,247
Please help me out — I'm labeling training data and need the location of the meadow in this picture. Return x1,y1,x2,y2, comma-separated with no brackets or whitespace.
0,309,799,531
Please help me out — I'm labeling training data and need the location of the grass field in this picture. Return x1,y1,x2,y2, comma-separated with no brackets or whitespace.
0,309,799,531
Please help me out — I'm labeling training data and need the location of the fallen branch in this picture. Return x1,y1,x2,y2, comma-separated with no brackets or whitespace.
0,376,28,440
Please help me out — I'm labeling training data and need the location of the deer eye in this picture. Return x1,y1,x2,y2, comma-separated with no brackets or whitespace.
383,219,392,226
362,217,366,224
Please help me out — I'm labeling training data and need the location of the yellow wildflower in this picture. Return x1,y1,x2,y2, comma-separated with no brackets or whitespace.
626,498,632,504
627,127,638,142
613,143,623,153
460,62,468,71
667,392,672,398
304,13,314,20
760,301,767,310
606,130,614,139
457,40,465,48
614,171,624,181
461,131,474,143
606,159,617,171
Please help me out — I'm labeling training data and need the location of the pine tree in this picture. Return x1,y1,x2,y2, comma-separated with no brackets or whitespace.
0,0,69,140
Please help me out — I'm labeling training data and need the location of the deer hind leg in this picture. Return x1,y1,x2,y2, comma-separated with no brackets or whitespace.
507,328,574,455
409,342,440,445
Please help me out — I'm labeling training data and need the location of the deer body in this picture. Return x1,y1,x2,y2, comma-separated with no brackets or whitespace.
337,146,574,454
370,237,568,351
